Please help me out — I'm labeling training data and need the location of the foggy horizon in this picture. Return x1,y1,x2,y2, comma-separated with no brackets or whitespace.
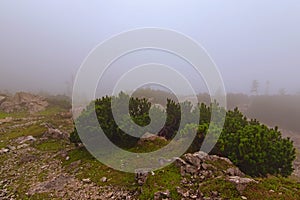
1,1,300,95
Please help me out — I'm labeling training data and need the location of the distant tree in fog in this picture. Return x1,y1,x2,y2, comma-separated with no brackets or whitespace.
264,80,270,95
65,74,75,97
278,88,286,95
250,80,259,95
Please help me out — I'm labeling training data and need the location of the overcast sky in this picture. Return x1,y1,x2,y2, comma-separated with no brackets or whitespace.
0,0,300,95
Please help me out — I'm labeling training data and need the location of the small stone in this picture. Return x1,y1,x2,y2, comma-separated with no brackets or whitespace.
18,135,36,144
17,143,29,149
41,165,48,169
154,190,170,200
241,196,247,199
82,178,91,183
101,177,107,182
226,167,245,177
269,189,275,193
227,176,258,193
106,192,113,198
7,145,16,151
135,169,149,186
0,148,9,154
65,156,70,161
211,191,218,197
194,151,208,159
162,189,170,197
201,163,209,170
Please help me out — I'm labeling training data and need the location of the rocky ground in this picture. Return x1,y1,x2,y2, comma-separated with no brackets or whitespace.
0,92,48,114
0,131,257,200
0,112,137,200
0,96,300,199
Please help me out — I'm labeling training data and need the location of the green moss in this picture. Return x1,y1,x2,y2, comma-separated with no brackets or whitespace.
205,159,233,171
62,148,136,189
34,140,66,152
139,164,181,200
200,178,240,199
0,110,28,119
0,124,47,148
243,176,300,200
129,138,170,153
37,106,65,117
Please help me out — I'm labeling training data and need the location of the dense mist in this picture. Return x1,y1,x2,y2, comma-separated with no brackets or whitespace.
1,1,300,95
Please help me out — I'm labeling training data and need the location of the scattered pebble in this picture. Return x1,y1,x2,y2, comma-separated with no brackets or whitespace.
82,178,91,183
101,177,107,183
0,148,9,154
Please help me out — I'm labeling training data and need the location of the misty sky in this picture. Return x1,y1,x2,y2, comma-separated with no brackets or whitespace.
1,0,300,95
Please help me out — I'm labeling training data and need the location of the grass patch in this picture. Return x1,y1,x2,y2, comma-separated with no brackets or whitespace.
243,176,300,200
37,105,65,117
200,178,240,199
129,138,169,153
62,147,136,189
0,124,47,148
34,140,66,152
0,110,28,119
205,159,233,171
139,164,181,200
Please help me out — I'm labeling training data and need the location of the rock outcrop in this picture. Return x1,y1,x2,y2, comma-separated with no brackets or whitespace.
0,92,48,114
172,151,257,199
42,124,68,140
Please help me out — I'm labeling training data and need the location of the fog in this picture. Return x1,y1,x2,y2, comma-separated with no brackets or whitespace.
0,0,300,95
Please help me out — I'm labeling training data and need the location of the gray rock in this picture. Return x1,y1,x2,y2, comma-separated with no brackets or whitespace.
0,148,9,154
184,153,202,168
43,127,68,140
0,92,48,114
0,117,13,124
211,191,218,197
0,95,6,105
226,167,245,177
17,143,29,149
101,177,107,183
185,164,198,175
194,151,208,159
173,157,187,167
154,189,170,200
6,145,16,151
17,135,36,144
135,168,149,186
82,178,91,183
227,176,258,193
138,132,167,145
